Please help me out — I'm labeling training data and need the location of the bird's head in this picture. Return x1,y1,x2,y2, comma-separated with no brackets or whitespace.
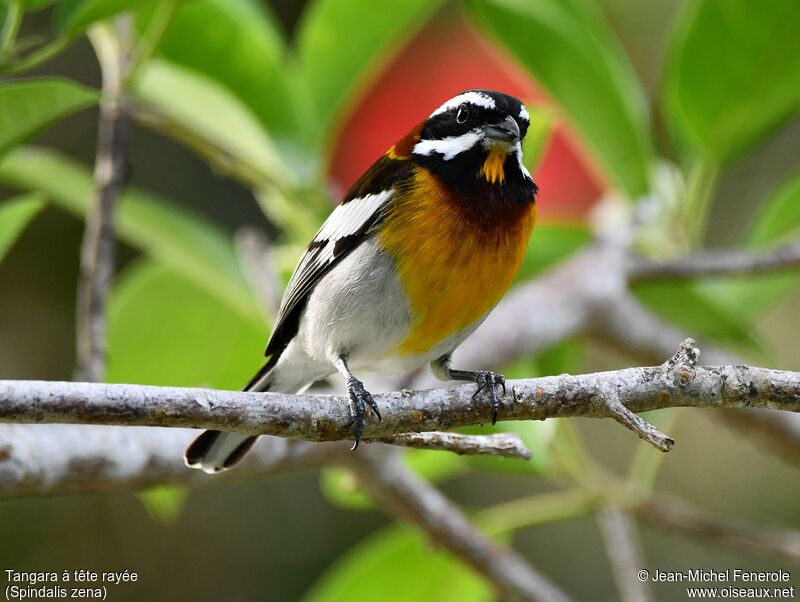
394,90,533,189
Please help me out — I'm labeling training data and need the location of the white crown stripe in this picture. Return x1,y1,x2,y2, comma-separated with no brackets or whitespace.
412,131,482,160
429,92,496,117
519,105,530,122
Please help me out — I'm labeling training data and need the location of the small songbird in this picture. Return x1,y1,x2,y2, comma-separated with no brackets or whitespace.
185,90,538,473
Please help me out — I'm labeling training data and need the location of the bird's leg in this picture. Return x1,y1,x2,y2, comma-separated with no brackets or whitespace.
335,355,381,450
431,354,506,425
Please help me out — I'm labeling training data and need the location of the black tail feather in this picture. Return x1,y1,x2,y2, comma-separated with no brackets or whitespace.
184,429,221,468
223,436,258,469
185,362,273,472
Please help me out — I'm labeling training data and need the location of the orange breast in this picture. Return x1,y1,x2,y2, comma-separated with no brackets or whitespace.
378,168,536,355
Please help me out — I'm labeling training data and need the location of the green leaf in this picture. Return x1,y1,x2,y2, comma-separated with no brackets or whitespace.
136,485,188,525
322,450,467,512
470,0,652,198
56,0,149,36
404,448,467,483
23,0,57,9
521,104,555,171
108,260,264,388
0,192,45,262
704,173,800,319
747,172,800,247
517,223,591,282
0,146,261,321
633,280,763,353
296,0,443,141
0,78,97,158
133,58,292,188
664,0,800,162
144,0,301,138
458,419,555,477
320,467,374,511
304,525,491,602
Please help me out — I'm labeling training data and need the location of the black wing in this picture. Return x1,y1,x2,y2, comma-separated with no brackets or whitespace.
261,155,414,370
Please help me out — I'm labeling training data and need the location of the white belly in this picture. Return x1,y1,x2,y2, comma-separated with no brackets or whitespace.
266,238,488,391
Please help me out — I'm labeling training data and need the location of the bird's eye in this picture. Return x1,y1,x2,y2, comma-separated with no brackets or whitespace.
456,103,469,124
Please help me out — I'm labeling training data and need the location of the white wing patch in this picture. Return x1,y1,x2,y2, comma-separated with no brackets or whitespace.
430,91,496,117
519,105,530,123
276,190,394,320
412,131,482,160
315,191,391,242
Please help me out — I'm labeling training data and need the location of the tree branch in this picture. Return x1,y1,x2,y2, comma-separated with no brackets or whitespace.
598,507,654,602
594,292,800,468
342,447,573,602
633,496,800,564
1,341,798,449
630,241,800,281
75,19,132,382
0,425,331,498
718,408,800,467
377,432,532,459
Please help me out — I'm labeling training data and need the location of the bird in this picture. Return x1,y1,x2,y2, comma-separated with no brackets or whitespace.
185,89,538,473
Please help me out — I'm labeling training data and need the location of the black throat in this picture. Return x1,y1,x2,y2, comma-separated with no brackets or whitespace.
413,144,537,209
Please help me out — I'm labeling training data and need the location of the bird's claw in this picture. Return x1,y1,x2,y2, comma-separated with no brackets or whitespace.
471,371,506,425
345,377,380,451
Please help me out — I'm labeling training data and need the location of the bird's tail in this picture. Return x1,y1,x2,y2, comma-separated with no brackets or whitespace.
184,361,274,474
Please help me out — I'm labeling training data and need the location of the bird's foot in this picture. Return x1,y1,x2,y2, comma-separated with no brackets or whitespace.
345,377,381,450
471,371,506,425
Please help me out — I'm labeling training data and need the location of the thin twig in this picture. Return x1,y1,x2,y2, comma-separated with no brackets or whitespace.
633,496,800,564
4,423,799,570
600,338,698,452
0,427,526,498
594,293,800,468
343,446,573,602
378,432,532,459
599,384,674,452
0,0,22,59
630,241,800,281
718,408,800,468
75,18,132,382
124,0,177,87
598,507,654,602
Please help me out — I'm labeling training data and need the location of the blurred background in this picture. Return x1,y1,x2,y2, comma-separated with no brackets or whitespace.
0,0,799,600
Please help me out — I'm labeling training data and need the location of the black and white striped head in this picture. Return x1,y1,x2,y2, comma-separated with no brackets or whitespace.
412,90,532,187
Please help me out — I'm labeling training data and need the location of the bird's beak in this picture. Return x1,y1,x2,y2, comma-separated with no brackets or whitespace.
483,115,520,143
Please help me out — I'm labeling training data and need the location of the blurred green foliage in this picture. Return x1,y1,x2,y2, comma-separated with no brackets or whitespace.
304,524,493,602
471,0,653,197
0,0,799,599
0,78,96,156
0,192,44,261
664,0,800,163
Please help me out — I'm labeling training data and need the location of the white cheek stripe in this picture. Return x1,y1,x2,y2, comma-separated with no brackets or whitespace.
430,92,496,117
519,105,530,123
515,142,532,180
412,131,482,160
